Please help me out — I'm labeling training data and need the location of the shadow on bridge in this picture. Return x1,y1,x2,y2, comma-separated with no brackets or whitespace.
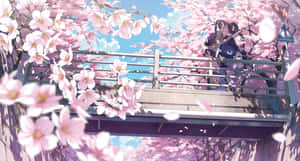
251,110,300,161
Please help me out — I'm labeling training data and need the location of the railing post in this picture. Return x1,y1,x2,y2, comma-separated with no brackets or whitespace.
283,66,296,116
287,80,297,105
22,62,32,84
153,49,160,88
284,44,297,105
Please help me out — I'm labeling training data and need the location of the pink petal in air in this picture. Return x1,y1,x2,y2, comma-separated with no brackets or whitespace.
259,18,276,43
19,116,35,133
114,151,124,161
163,111,180,121
96,131,110,149
272,132,286,143
197,100,212,112
284,58,300,81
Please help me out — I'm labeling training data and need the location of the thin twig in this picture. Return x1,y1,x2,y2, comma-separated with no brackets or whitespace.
293,0,300,8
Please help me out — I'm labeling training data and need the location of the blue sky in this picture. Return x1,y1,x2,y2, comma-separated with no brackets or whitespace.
81,0,191,83
81,0,200,152
116,0,188,52
100,0,174,151
83,0,187,53
119,0,172,17
83,0,219,152
83,0,237,156
84,0,238,154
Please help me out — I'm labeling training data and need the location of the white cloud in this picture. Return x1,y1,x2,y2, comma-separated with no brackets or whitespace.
159,9,191,30
118,136,136,145
78,38,120,52
168,12,174,17
96,38,120,52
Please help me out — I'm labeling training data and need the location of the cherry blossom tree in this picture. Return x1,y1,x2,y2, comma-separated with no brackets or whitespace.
0,0,149,160
130,0,298,92
125,0,300,160
127,137,255,161
1,0,300,160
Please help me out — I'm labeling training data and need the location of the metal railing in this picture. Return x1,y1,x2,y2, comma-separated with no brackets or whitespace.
24,49,291,100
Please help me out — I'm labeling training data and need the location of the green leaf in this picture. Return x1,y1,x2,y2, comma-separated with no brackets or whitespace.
14,126,20,131
114,83,122,90
135,11,142,15
99,4,104,9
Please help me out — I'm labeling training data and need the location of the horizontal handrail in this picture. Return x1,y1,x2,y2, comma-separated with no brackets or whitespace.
25,49,289,102
26,77,153,83
159,65,285,74
71,50,284,65
160,71,283,81
159,81,286,91
71,60,154,67
73,50,155,58
160,55,284,65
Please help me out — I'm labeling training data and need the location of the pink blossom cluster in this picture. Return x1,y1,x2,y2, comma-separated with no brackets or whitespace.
18,6,67,64
49,58,143,121
0,72,82,158
0,0,17,53
133,0,287,90
0,72,123,159
0,0,149,159
84,0,164,41
2,0,297,160
96,59,143,120
128,136,247,161
0,72,61,116
76,132,124,161
0,0,156,67
5,0,154,64
110,59,128,76
0,60,142,159
87,4,148,39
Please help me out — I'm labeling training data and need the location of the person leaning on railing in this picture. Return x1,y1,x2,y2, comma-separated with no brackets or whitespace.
204,20,247,91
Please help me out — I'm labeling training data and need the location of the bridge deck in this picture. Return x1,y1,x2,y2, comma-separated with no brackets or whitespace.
84,87,290,140
85,114,287,140
22,50,293,140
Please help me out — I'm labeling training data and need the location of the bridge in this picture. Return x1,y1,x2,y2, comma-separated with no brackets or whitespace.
22,49,296,141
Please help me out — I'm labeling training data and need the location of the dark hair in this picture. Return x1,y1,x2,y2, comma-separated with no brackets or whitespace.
214,20,226,32
228,22,239,34
204,33,216,46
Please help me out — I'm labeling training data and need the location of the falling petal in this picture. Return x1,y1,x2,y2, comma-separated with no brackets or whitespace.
76,152,87,161
272,132,286,143
114,151,124,161
259,18,276,43
212,122,216,127
197,100,212,112
284,58,300,81
130,5,136,9
163,111,180,121
96,131,110,149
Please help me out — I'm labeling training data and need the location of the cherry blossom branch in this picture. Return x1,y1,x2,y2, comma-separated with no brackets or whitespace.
93,0,146,16
0,48,9,73
293,0,300,8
